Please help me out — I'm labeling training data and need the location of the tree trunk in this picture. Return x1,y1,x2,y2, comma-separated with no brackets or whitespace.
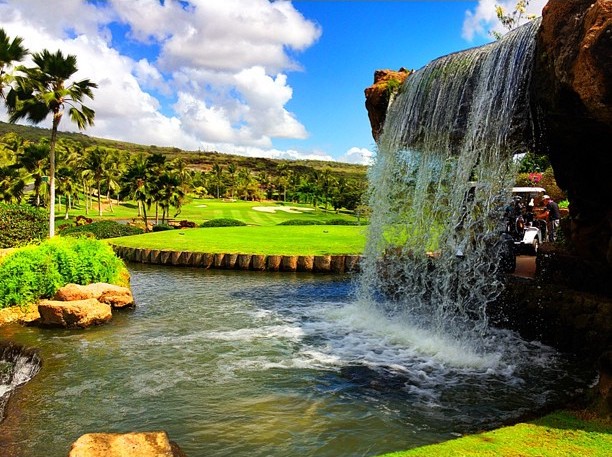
155,202,159,224
48,116,59,238
97,181,102,216
142,202,148,233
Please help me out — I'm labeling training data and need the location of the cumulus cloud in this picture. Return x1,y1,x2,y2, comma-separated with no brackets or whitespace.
0,0,323,159
339,147,375,166
462,0,548,41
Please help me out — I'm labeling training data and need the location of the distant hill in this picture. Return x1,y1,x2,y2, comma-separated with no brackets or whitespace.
0,121,368,181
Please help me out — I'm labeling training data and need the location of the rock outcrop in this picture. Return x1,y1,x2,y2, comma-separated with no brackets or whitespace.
532,0,612,266
38,298,112,328
68,431,187,457
54,283,134,309
364,68,411,140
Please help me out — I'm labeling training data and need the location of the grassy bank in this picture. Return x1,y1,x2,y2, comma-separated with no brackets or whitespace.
379,411,612,457
109,225,367,256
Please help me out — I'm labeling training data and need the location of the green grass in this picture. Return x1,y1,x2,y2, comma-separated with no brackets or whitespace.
55,197,363,227
379,411,612,457
109,225,367,255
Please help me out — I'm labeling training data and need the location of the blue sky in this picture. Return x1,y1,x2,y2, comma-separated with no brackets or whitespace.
0,0,546,164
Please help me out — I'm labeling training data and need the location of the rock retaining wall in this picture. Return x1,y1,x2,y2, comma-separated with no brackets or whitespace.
111,245,362,274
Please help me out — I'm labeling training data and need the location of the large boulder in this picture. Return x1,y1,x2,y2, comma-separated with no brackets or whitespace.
54,283,134,309
38,299,112,328
68,431,187,457
364,68,411,140
532,0,612,265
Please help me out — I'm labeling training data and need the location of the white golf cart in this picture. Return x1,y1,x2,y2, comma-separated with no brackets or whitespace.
505,186,547,255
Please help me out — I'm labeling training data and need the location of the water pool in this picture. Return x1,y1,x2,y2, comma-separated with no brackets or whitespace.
0,264,593,456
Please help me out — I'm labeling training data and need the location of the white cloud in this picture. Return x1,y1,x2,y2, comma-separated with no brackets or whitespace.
0,0,323,160
339,147,375,166
462,0,548,41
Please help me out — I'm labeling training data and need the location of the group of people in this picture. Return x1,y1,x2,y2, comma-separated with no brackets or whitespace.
505,194,560,242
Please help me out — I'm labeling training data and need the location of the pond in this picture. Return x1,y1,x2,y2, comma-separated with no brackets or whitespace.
0,264,594,456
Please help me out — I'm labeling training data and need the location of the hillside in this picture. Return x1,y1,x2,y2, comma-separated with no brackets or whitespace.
0,121,368,181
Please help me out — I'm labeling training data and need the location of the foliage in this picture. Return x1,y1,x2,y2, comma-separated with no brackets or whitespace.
277,219,320,226
379,411,612,457
61,220,143,239
0,203,47,248
492,0,537,40
0,237,124,309
326,218,360,226
518,152,550,173
558,199,569,209
201,218,247,228
539,166,565,202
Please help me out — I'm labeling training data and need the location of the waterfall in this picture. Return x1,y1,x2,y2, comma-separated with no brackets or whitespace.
359,20,541,351
0,341,41,422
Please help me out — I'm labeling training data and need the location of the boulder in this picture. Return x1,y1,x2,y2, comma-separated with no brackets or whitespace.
533,0,612,265
54,283,134,309
38,299,112,328
68,431,187,457
364,68,411,140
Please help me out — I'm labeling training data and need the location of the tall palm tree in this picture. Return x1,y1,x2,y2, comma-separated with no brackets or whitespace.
211,163,223,199
82,146,106,216
6,49,96,237
0,28,28,100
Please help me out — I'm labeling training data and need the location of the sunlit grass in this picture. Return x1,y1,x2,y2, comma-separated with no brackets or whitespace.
109,225,367,256
379,411,612,457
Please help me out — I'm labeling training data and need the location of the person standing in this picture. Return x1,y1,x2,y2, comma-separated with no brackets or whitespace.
542,195,560,242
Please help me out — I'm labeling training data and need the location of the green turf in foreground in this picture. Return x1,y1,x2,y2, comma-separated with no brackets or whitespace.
378,411,612,457
108,225,367,256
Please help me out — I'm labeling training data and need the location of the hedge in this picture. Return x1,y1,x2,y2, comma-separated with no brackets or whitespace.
201,218,247,228
61,220,143,239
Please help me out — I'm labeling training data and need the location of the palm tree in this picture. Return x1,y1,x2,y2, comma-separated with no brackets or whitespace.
0,28,28,100
56,165,78,219
83,147,106,216
211,163,223,199
17,140,49,207
0,165,25,202
6,49,96,237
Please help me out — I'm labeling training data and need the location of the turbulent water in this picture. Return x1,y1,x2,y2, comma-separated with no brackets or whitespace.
0,341,41,423
360,20,541,349
0,266,594,457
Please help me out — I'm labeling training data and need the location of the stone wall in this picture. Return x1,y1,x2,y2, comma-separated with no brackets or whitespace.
111,245,361,274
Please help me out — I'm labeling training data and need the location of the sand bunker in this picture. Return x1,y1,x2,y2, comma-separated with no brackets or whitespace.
252,206,315,214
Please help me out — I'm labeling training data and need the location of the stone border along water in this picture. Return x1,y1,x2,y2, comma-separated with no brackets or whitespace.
110,245,362,273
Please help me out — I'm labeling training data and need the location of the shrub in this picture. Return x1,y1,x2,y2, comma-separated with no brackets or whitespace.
326,219,359,226
61,220,143,239
0,203,47,248
201,218,246,228
277,219,320,226
0,237,125,309
152,223,174,232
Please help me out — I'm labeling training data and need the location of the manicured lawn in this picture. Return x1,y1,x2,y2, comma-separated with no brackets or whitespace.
378,411,612,457
109,225,367,255
56,197,362,226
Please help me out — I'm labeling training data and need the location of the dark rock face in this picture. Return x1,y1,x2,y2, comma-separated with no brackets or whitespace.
531,0,612,265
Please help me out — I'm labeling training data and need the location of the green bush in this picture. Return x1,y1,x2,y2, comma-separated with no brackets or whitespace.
61,220,143,239
326,219,359,226
277,219,320,226
201,218,247,228
0,203,47,248
152,223,174,232
0,237,125,309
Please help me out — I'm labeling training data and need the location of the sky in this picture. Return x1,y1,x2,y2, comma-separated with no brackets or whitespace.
0,0,547,165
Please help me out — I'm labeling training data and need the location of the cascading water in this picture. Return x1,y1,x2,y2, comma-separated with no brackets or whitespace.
0,341,41,423
359,20,541,356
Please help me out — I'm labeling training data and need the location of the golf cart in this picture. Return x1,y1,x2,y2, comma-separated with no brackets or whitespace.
505,186,547,255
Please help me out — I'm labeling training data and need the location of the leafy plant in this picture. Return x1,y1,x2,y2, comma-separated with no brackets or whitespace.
0,203,47,248
0,237,125,309
277,219,320,226
201,218,246,228
152,223,174,232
